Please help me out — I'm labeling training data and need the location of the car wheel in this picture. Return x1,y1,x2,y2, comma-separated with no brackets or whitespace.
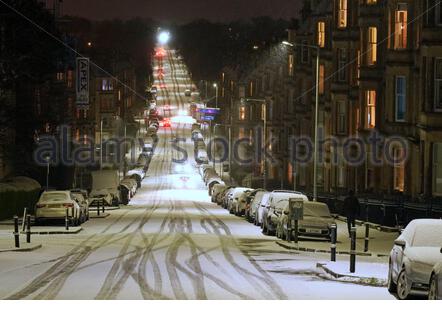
429,274,438,300
397,269,411,300
387,262,397,294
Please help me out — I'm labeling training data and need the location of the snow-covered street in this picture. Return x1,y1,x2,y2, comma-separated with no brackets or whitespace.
0,49,394,300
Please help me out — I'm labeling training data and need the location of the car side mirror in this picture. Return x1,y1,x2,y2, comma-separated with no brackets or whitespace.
394,239,406,248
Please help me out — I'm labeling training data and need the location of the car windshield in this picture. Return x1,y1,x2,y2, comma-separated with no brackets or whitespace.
411,225,442,247
40,192,69,202
303,203,331,218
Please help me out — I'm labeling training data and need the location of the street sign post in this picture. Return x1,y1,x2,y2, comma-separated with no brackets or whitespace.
288,198,304,244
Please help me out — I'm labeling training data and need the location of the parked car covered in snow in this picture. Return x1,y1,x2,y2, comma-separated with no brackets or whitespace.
70,189,90,221
262,191,309,235
35,191,83,225
245,190,267,224
217,186,234,206
276,201,334,240
387,219,442,299
233,188,253,216
212,184,228,202
256,192,271,226
429,260,442,300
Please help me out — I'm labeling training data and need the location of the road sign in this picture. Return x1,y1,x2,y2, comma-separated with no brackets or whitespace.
201,115,215,121
197,108,220,115
289,198,304,220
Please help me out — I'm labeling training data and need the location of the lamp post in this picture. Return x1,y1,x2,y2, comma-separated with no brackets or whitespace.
45,156,50,190
283,41,320,201
213,83,219,108
246,98,267,190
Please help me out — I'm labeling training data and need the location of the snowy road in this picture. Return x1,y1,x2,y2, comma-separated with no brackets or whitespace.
0,49,394,300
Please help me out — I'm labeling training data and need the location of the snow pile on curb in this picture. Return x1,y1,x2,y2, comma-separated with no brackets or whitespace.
317,261,388,287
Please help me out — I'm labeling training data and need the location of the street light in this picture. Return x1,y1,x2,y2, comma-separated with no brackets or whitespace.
283,40,320,201
246,98,267,191
157,31,171,45
213,83,218,108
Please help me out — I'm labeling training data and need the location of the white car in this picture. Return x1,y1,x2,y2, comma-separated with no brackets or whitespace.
247,190,267,224
235,189,253,216
90,189,114,207
35,191,82,225
256,192,271,226
262,191,309,235
228,187,250,214
387,219,442,299
276,201,334,240
429,260,442,300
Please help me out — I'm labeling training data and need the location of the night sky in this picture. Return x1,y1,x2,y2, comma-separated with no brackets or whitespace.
61,0,301,23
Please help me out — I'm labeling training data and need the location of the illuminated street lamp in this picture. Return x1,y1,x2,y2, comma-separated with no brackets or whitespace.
157,31,171,45
213,83,218,108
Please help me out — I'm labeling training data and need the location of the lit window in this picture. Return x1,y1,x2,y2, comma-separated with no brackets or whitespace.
319,64,325,94
239,106,246,120
367,0,377,4
434,58,442,111
118,90,121,101
338,0,348,28
249,81,254,96
317,22,326,48
67,70,73,88
338,48,347,82
393,147,405,192
288,54,294,76
367,27,377,65
337,100,347,134
366,90,376,128
395,76,406,121
261,104,266,121
102,79,113,91
394,4,408,49
56,72,64,81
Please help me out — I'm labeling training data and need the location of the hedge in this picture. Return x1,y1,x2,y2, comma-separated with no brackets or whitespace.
0,177,41,221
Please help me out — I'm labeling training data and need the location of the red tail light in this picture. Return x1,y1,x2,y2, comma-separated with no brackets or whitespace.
63,203,74,208
36,204,45,209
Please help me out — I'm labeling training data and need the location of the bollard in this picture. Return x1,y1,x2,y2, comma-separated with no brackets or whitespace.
364,222,370,253
330,223,337,262
294,219,299,244
72,207,75,227
13,216,20,248
102,200,105,214
350,226,356,273
286,217,292,242
26,214,31,243
97,201,100,216
65,208,70,231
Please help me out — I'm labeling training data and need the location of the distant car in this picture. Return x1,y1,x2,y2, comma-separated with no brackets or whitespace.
256,192,271,226
151,86,158,94
387,219,442,299
262,191,309,235
230,188,252,215
217,186,234,206
429,261,442,300
223,187,236,209
90,189,114,207
212,184,228,202
245,190,266,223
35,191,82,225
276,201,334,240
142,143,154,157
70,189,90,222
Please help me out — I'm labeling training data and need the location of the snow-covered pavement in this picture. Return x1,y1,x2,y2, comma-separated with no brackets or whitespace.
0,49,394,300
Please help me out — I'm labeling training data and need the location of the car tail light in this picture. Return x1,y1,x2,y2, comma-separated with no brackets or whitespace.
36,203,46,209
63,203,74,208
